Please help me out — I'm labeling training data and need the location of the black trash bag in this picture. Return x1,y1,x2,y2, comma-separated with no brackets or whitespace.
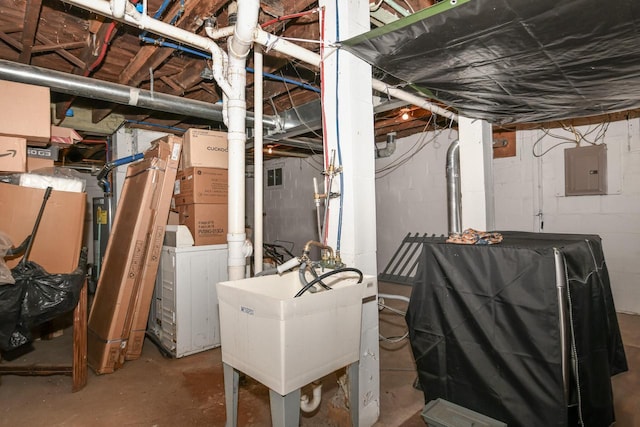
0,282,26,351
1,248,87,353
17,248,87,327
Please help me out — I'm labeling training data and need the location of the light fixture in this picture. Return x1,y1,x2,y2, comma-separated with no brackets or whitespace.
267,145,273,154
401,111,410,120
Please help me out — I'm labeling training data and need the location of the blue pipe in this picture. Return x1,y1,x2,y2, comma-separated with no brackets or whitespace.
138,36,321,93
246,67,320,93
97,152,144,194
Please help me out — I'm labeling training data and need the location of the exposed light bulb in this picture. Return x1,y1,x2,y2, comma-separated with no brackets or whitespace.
267,146,273,154
401,112,410,120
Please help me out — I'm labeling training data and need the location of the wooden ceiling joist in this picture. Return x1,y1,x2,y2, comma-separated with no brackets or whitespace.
18,0,43,64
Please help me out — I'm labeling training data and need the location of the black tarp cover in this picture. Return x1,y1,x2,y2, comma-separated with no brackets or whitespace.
342,0,640,124
406,231,627,426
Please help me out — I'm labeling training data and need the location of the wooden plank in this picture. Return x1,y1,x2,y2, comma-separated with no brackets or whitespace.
72,280,88,392
35,34,85,69
18,0,43,64
31,40,87,53
0,30,22,51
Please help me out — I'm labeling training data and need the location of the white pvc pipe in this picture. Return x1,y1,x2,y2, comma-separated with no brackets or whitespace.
371,79,458,122
300,383,322,413
205,25,235,40
253,28,458,122
110,0,125,19
225,0,261,281
254,45,264,274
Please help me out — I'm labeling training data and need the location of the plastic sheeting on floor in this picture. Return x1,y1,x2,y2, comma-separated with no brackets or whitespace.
342,0,640,124
405,231,628,426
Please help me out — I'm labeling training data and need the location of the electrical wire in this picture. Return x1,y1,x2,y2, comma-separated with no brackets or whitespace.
378,302,406,316
375,116,444,179
294,267,363,298
379,331,409,344
532,120,610,157
334,0,344,254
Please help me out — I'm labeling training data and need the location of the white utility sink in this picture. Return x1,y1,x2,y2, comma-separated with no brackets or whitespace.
217,269,374,396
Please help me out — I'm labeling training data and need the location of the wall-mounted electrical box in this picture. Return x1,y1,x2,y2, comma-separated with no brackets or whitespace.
564,144,607,196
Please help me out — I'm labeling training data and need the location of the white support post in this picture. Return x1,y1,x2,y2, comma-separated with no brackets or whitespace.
458,116,495,231
319,1,379,425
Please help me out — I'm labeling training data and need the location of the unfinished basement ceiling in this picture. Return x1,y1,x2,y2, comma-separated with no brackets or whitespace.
343,0,640,124
0,0,441,158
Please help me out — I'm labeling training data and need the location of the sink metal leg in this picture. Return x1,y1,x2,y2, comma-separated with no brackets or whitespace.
223,363,239,427
269,388,301,427
348,361,360,427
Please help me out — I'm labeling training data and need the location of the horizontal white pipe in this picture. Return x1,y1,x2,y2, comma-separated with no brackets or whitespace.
205,25,235,40
254,28,322,68
371,80,458,122
378,293,410,303
253,28,457,122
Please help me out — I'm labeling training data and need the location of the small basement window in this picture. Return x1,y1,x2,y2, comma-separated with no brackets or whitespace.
267,167,283,187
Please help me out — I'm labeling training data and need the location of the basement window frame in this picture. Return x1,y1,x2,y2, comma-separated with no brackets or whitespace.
266,166,284,188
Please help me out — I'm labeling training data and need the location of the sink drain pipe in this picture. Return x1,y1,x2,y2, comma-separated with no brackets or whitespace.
300,382,323,413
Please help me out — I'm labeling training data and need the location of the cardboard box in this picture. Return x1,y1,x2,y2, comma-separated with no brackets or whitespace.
87,135,182,373
0,182,86,274
182,129,228,169
50,126,82,146
0,80,50,143
178,203,227,246
173,167,228,206
126,136,182,359
0,136,27,172
27,157,54,172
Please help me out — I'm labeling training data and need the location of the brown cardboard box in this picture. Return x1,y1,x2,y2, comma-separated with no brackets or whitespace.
0,80,50,143
87,135,182,373
126,137,182,360
0,136,27,172
178,203,227,246
50,125,82,146
0,182,86,274
27,157,54,171
182,129,228,169
173,167,228,206
87,158,159,374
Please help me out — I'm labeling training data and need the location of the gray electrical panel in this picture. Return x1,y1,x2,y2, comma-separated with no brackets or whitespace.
564,144,607,196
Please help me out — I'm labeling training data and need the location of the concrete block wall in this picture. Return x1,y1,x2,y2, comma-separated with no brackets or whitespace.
374,128,457,272
249,119,640,314
245,156,325,258
498,119,640,314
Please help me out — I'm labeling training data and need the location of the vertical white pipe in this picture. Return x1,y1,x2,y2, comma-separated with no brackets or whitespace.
253,45,264,274
226,0,260,281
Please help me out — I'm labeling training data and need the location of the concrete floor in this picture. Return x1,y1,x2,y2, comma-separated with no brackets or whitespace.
0,283,638,426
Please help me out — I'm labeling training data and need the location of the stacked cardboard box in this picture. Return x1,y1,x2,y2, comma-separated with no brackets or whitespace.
174,129,228,245
87,135,182,373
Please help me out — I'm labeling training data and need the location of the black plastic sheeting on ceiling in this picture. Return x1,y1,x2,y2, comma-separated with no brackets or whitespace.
342,0,640,124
